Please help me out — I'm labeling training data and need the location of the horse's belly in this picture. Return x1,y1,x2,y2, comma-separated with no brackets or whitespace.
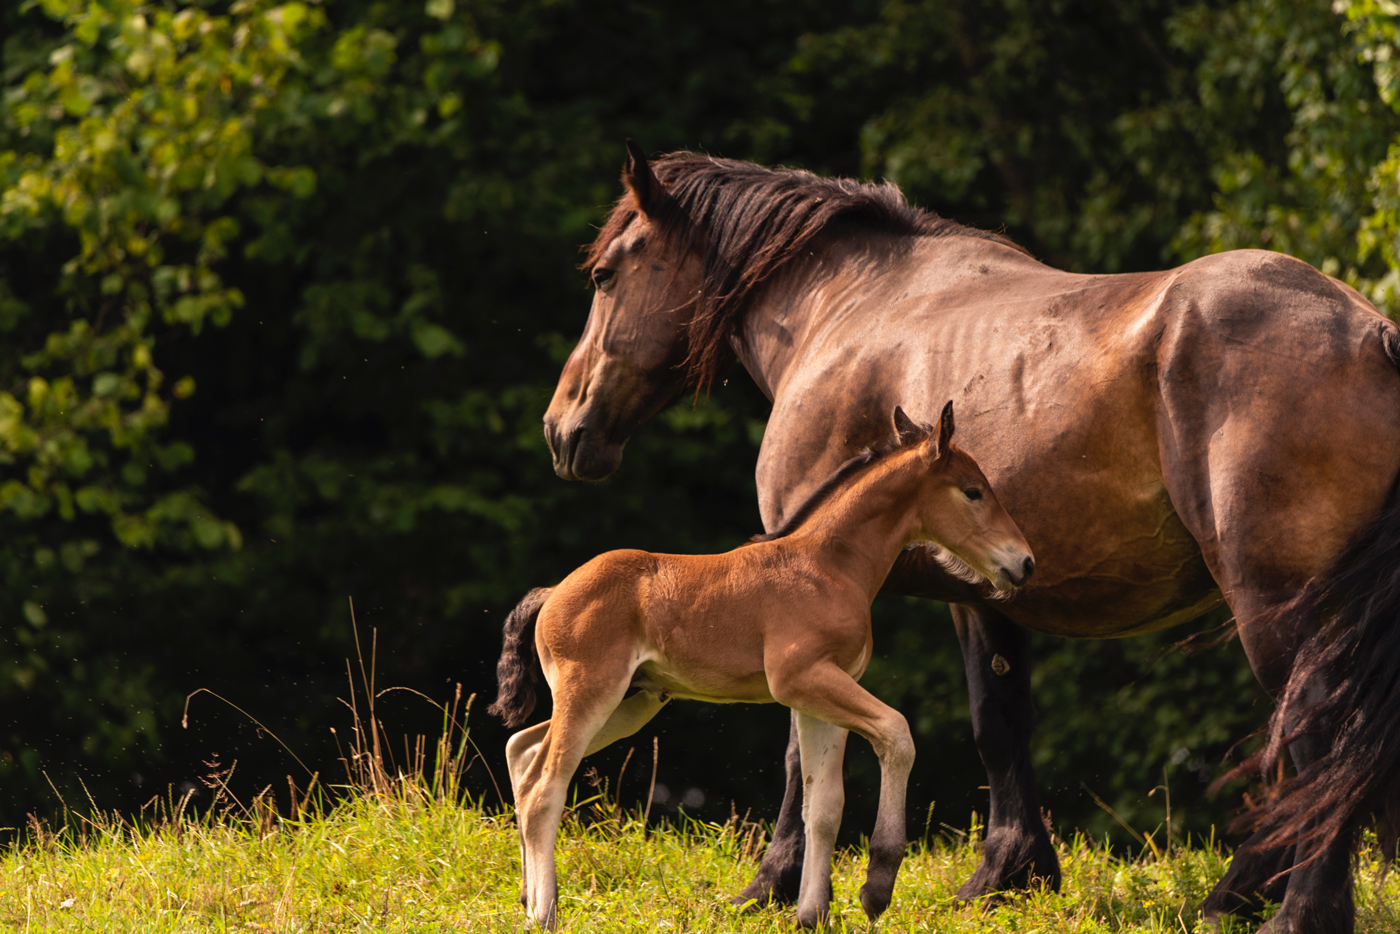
890,476,1223,636
997,532,1223,637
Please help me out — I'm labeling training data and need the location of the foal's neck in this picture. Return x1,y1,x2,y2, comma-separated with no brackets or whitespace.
790,452,930,600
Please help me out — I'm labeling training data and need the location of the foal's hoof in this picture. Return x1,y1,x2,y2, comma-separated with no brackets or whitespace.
794,907,828,929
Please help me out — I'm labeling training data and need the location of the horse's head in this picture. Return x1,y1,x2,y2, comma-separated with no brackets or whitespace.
543,143,703,481
898,403,1036,591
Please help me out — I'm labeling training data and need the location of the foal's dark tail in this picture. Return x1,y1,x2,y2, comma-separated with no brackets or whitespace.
1229,478,1400,861
486,587,552,729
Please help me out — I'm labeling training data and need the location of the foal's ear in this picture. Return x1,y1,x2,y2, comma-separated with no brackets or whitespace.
623,139,666,216
892,405,924,446
933,400,955,457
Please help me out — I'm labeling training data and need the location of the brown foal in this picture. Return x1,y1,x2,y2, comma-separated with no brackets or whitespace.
489,402,1033,929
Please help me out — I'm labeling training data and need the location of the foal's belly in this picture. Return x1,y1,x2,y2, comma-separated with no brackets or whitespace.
630,661,777,705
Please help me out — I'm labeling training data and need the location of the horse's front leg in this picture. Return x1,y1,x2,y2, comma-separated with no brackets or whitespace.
951,604,1061,901
731,713,807,909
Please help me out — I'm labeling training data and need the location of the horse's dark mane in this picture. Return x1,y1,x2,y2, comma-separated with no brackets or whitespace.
584,153,1028,390
750,433,919,543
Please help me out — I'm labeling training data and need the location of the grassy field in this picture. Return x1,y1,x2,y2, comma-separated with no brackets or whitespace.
2,686,1395,934
3,777,1400,934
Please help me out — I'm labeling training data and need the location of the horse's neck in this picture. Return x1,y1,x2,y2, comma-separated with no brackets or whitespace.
795,455,925,597
730,235,908,400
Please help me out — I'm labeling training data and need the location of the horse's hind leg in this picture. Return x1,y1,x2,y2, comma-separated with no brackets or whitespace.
951,605,1060,902
1218,606,1355,934
792,712,848,928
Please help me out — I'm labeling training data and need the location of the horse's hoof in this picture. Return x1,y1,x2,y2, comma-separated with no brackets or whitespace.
729,881,794,911
728,894,763,914
858,883,891,920
953,883,1010,910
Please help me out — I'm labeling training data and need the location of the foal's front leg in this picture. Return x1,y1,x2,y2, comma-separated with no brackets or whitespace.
794,712,848,928
779,661,916,924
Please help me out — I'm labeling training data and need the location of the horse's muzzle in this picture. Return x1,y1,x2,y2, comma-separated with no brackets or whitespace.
543,417,623,482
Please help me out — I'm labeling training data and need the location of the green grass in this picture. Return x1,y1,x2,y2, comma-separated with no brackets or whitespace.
3,781,1400,933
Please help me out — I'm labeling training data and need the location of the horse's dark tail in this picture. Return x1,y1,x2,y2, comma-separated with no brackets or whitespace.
486,587,552,729
1227,479,1400,861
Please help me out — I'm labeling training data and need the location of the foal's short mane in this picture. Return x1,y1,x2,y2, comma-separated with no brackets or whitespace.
750,434,918,543
584,153,1028,390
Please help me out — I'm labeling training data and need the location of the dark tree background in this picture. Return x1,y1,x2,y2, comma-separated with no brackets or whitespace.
2,0,1399,850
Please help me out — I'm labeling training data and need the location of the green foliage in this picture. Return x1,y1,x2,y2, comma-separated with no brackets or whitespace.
1170,0,1400,302
4,0,1400,861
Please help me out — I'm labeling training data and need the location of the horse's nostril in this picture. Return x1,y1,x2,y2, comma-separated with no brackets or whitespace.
1023,556,1035,580
543,420,559,461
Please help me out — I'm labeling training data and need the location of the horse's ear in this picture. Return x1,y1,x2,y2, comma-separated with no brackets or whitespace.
933,400,955,456
623,139,665,216
892,405,924,446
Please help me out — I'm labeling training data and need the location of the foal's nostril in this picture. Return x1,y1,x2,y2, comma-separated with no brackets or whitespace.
1022,556,1035,581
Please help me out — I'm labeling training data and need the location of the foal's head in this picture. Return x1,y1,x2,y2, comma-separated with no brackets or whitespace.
899,403,1035,591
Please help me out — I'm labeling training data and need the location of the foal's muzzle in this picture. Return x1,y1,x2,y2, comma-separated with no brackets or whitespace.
1000,556,1035,588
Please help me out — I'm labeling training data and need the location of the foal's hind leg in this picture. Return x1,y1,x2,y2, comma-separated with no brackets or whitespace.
507,722,552,908
515,672,650,928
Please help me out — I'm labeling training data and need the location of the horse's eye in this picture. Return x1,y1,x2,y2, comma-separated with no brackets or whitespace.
592,268,616,290
964,487,983,501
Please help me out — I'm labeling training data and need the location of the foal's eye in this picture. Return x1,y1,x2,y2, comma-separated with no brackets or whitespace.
963,488,983,501
592,268,616,290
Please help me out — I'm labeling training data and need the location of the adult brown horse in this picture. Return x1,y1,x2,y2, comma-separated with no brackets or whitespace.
541,143,1400,933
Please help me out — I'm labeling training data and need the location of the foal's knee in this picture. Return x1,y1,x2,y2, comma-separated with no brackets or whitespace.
880,716,915,771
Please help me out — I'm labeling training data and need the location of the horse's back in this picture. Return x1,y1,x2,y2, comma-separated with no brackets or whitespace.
755,239,1400,637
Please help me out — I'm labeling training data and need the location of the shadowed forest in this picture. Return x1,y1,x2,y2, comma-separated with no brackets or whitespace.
4,0,1400,852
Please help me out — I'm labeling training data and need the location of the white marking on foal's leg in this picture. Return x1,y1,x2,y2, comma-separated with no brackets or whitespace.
506,722,550,908
517,666,639,929
794,713,848,928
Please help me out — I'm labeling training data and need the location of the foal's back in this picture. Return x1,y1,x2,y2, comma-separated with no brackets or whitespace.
537,538,869,704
